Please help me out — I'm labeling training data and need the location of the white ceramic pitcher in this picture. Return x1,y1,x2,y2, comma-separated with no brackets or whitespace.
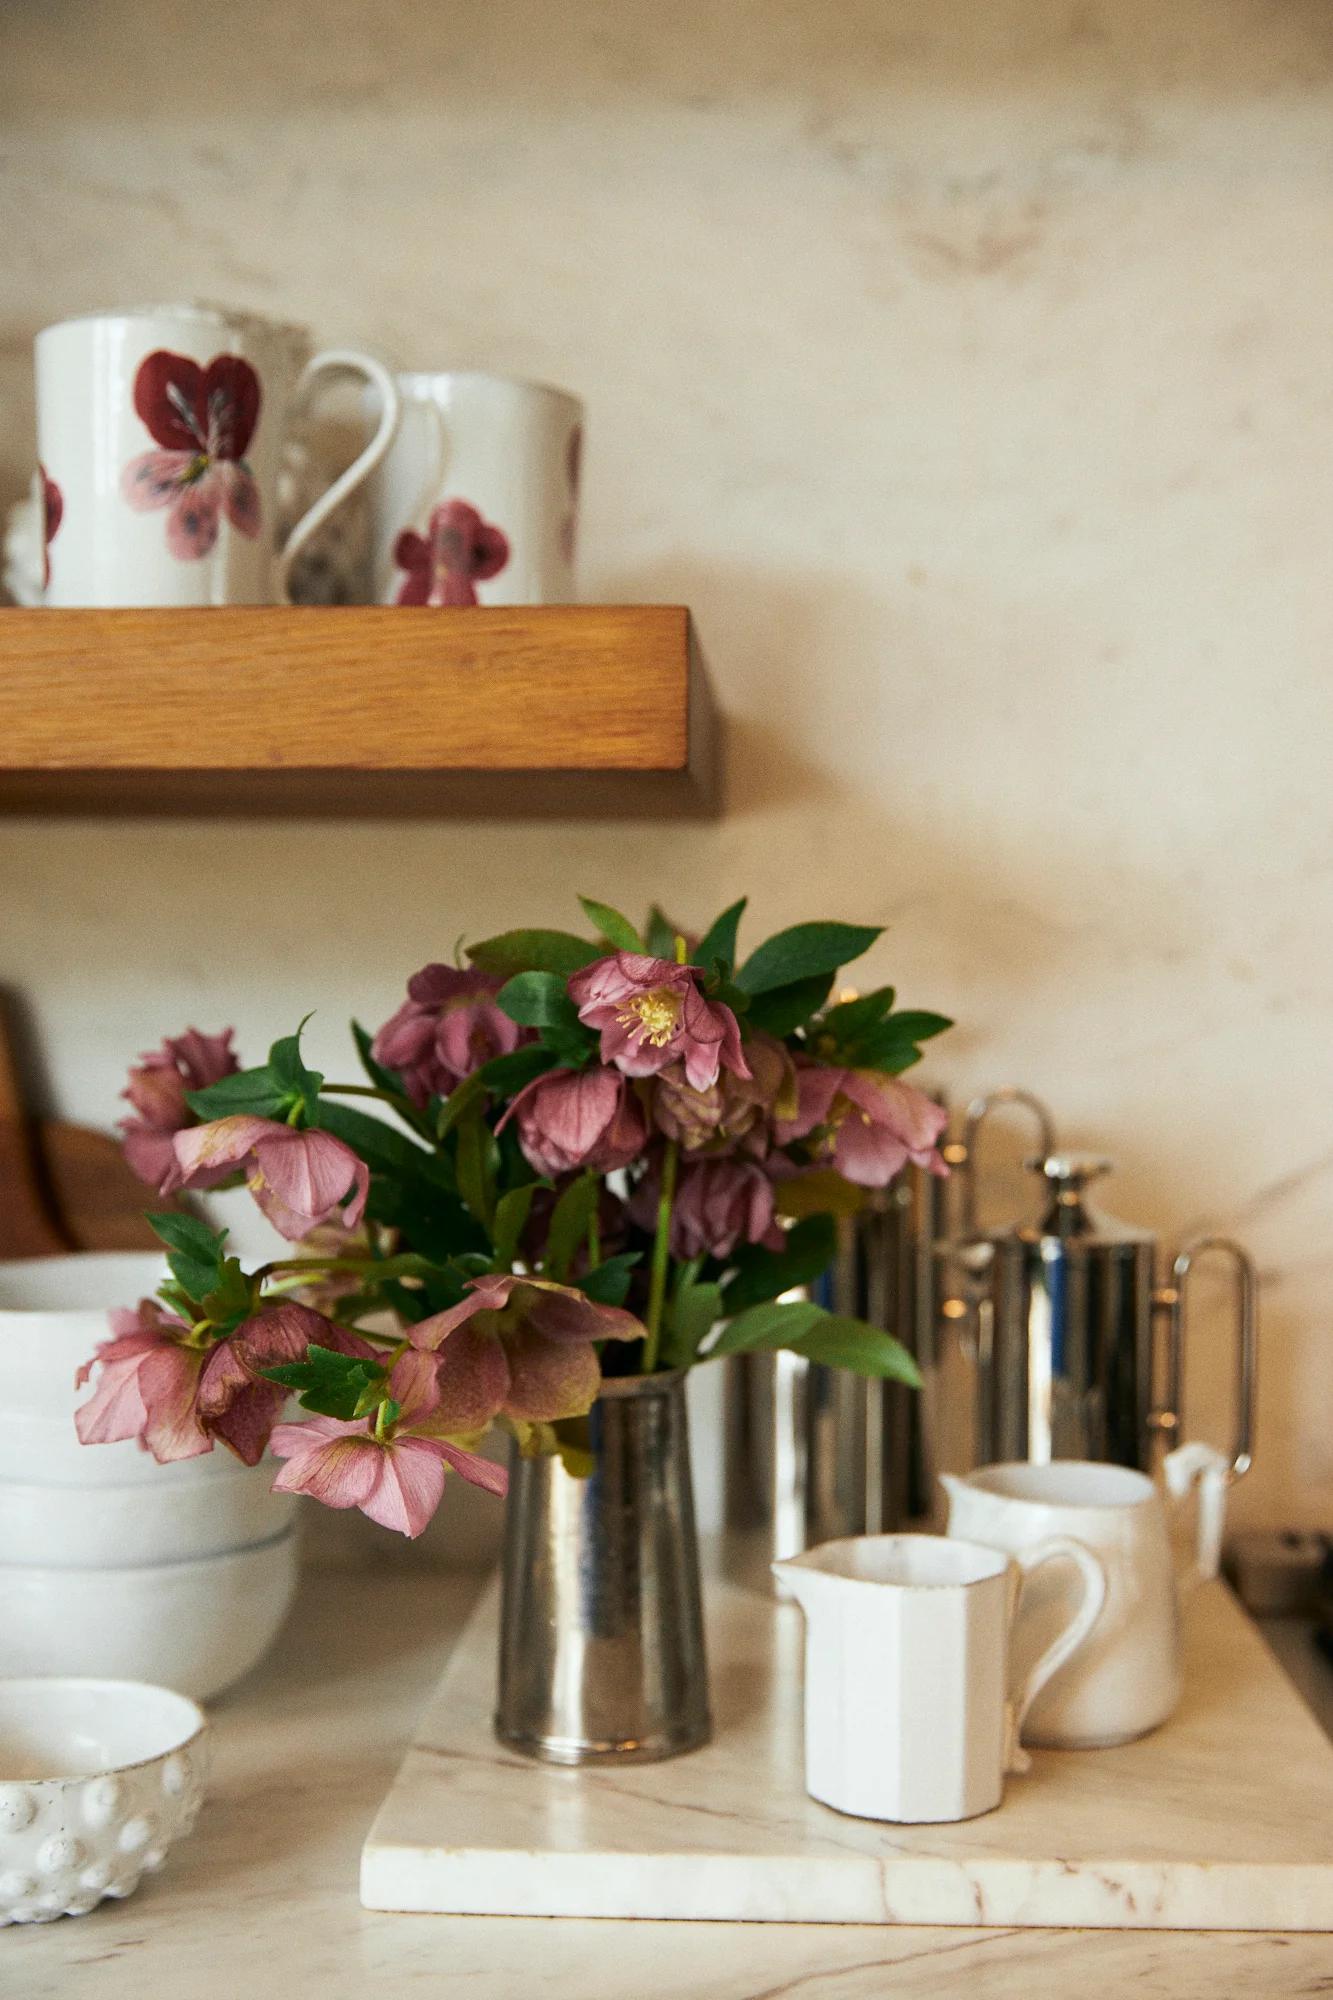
941,1448,1230,1748
773,1532,1105,1823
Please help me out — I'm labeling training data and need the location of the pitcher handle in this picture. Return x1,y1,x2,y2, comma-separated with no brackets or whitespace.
274,350,401,604
957,1088,1058,1238
1151,1235,1257,1482
1163,1440,1230,1599
1004,1535,1107,1774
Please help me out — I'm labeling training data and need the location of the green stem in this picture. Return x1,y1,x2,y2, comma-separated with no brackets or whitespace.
642,1138,679,1375
587,1209,601,1271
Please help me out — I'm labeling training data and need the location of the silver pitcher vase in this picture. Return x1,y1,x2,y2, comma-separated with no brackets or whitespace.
495,1369,711,1765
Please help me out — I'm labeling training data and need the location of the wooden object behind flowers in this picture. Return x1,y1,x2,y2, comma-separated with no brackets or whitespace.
0,991,174,1257
0,605,718,817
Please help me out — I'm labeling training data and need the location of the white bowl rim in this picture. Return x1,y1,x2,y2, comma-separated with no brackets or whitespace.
0,1676,207,1783
0,1524,296,1583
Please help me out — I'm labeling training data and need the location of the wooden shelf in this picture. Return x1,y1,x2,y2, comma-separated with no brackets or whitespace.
0,606,718,817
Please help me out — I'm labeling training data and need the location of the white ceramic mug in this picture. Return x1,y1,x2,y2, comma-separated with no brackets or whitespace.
773,1532,1106,1824
35,303,399,605
942,1450,1231,1748
366,372,583,606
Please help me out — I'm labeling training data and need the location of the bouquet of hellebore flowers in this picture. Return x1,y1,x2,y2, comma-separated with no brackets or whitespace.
76,898,951,1539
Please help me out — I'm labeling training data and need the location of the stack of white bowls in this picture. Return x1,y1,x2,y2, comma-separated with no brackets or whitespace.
0,1253,299,1698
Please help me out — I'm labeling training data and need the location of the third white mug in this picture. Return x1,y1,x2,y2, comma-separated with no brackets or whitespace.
366,371,583,606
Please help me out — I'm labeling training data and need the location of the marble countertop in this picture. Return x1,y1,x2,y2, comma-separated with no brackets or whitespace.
9,1569,1333,1997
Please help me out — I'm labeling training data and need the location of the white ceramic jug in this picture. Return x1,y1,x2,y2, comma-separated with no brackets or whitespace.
941,1449,1230,1748
773,1532,1105,1823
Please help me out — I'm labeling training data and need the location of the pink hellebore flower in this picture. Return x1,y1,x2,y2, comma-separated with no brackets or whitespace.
499,1065,647,1179
651,1029,796,1156
630,1155,783,1261
171,1115,369,1240
372,965,526,1108
775,1067,948,1188
119,1027,240,1189
269,1351,507,1540
568,953,750,1092
409,1274,644,1430
75,1300,366,1467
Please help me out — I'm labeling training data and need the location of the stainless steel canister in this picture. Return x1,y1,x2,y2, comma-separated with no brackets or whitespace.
952,1152,1257,1481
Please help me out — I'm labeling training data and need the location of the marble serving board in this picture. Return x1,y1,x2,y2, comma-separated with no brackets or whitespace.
361,1572,1333,1930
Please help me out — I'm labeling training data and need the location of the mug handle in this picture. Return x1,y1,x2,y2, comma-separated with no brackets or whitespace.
1162,1440,1230,1601
273,350,401,604
1004,1535,1107,1774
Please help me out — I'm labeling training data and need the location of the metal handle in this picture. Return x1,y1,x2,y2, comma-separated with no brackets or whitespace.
956,1088,1057,1239
1152,1235,1257,1481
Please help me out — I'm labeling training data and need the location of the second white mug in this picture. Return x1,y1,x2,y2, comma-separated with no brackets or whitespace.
365,372,583,606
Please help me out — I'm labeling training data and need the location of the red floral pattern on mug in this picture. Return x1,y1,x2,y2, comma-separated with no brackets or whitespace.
121,351,263,560
39,464,63,587
393,499,509,606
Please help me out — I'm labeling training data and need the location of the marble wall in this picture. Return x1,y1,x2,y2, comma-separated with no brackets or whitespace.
2,0,1330,1534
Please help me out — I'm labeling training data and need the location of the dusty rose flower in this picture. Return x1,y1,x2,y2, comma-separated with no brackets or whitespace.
652,1030,796,1156
121,350,263,560
270,1351,507,1539
392,500,510,607
372,965,526,1107
499,1065,647,1178
409,1273,643,1428
171,1115,369,1240
568,952,750,1091
119,1027,240,1189
75,1299,372,1467
775,1066,948,1187
632,1156,783,1260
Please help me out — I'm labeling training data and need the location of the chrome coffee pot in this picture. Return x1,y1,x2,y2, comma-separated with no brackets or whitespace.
951,1151,1256,1482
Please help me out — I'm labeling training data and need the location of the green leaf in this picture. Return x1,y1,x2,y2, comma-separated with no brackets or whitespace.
578,1251,641,1307
578,896,643,952
744,972,834,1037
722,1215,837,1315
788,1315,922,1386
696,897,747,976
148,1212,229,1306
434,1071,488,1139
736,921,882,997
819,986,897,1044
772,1169,866,1219
497,971,581,1031
473,1045,561,1095
707,1297,827,1359
876,1011,953,1044
467,929,601,979
662,1279,723,1368
269,1021,324,1108
492,1183,538,1266
455,1110,497,1232
261,1343,389,1421
185,1064,291,1121
540,1025,598,1068
645,905,677,958
543,1172,599,1283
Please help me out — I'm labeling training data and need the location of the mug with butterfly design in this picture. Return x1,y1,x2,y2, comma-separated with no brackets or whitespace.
35,303,399,606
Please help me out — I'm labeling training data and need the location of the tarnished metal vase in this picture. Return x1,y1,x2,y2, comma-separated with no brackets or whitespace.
495,1369,711,1765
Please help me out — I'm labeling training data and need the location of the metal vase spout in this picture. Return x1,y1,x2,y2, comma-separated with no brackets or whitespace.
495,1369,711,1766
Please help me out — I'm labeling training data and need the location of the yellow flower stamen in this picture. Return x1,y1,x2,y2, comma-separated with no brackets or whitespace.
618,987,682,1048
